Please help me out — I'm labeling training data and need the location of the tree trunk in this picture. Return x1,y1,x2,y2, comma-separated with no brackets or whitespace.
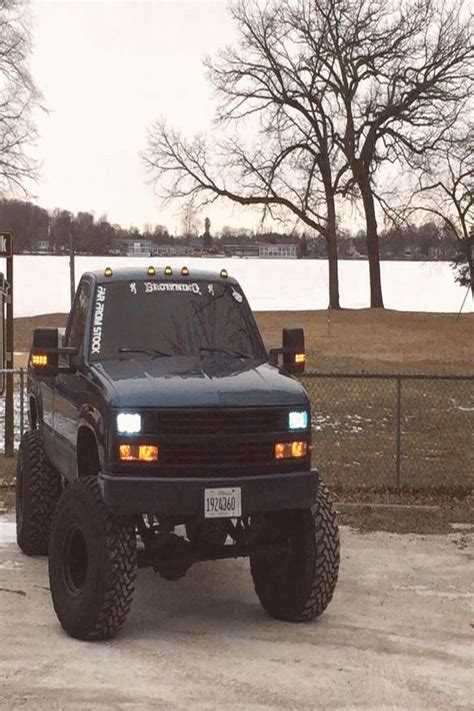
325,198,340,310
358,173,384,308
467,244,474,298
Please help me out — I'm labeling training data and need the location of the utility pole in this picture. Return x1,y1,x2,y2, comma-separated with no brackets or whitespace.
0,231,14,456
69,221,75,306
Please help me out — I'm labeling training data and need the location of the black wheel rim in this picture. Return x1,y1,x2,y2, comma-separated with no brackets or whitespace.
63,525,88,595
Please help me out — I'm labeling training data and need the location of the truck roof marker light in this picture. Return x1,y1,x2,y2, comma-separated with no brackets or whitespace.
295,353,306,364
32,353,48,367
164,266,173,276
181,266,189,276
147,266,156,276
104,267,113,277
220,268,228,278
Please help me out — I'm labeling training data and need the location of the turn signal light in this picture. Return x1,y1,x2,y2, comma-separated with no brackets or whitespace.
164,266,173,275
220,268,228,278
275,441,307,459
181,266,189,276
32,353,48,367
295,353,306,364
104,267,113,277
119,444,159,462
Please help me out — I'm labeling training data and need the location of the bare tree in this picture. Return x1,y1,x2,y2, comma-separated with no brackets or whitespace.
0,0,39,196
144,0,472,309
180,199,199,239
414,126,473,294
305,0,473,307
144,0,351,309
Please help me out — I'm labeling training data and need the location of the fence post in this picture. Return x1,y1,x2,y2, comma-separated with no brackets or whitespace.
396,376,402,489
19,368,25,438
4,241,14,457
4,371,14,456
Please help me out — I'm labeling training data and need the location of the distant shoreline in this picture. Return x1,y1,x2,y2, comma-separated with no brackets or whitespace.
14,252,454,263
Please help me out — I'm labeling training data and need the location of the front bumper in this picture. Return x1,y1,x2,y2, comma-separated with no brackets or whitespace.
98,468,319,517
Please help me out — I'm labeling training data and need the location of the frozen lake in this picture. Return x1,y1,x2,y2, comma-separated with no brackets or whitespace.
3,255,472,317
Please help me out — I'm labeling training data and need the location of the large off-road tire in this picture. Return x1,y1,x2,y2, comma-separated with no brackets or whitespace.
250,482,340,622
48,476,137,641
16,430,62,556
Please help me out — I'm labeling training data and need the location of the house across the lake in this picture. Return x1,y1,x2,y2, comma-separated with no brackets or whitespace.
115,238,155,257
258,243,298,258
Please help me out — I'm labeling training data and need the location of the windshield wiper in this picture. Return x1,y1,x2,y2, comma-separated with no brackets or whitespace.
199,347,252,359
118,348,171,358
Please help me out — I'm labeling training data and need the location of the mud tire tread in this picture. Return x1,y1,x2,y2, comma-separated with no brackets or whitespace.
250,482,340,622
16,430,62,556
49,476,137,641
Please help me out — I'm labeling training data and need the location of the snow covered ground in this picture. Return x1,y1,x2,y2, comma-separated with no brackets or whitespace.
4,255,472,317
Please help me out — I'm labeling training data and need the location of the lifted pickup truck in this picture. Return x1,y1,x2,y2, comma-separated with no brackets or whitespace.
17,266,339,640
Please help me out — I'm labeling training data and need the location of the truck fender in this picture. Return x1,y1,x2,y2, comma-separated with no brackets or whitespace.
77,405,106,473
29,394,41,430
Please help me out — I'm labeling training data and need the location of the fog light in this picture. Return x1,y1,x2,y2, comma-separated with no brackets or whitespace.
117,412,141,434
289,410,308,429
119,444,158,462
275,441,308,459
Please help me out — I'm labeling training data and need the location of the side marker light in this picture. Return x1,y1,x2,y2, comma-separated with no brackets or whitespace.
32,354,48,367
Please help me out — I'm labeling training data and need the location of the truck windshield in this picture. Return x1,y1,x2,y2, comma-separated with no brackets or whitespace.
90,279,266,362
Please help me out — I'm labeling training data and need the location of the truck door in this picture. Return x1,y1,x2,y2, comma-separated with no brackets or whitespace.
53,279,92,480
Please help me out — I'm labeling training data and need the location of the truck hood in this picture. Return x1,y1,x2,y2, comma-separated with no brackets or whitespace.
92,356,308,408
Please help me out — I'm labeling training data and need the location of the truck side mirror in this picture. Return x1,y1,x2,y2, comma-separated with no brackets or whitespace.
269,327,306,374
282,327,306,374
30,327,77,377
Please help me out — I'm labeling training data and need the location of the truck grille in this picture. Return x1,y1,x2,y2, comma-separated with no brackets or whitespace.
160,441,275,471
142,407,288,436
115,407,310,477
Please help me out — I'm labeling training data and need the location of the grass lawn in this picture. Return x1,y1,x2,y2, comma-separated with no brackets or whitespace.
255,308,474,374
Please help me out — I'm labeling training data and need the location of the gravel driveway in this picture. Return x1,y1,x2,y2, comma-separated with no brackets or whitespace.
0,519,472,710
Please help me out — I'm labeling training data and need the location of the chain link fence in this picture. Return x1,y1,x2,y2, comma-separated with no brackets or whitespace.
0,369,473,491
0,369,26,453
301,373,474,490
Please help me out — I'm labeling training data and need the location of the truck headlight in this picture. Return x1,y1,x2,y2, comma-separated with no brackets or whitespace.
288,410,309,430
117,412,142,434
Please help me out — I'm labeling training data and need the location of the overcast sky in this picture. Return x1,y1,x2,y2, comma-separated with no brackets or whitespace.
30,0,258,233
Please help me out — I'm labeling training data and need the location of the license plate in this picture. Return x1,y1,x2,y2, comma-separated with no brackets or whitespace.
204,487,242,518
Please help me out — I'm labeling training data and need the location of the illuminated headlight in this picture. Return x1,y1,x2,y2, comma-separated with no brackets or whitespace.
288,410,309,430
117,412,142,434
